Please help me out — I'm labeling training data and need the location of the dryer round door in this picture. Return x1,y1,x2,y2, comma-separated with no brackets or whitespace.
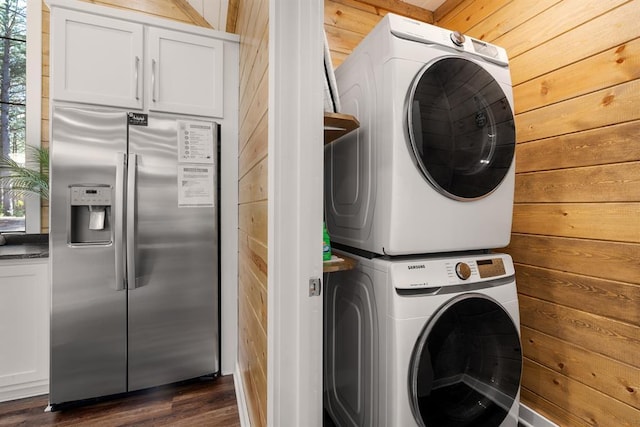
407,57,515,200
408,294,522,427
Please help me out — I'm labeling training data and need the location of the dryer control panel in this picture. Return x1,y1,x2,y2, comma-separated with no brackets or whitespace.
386,13,509,66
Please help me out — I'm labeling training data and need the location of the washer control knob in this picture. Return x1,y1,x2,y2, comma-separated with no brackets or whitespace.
450,31,466,46
455,262,472,280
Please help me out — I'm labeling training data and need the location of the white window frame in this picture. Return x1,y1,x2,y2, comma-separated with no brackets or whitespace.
23,0,42,233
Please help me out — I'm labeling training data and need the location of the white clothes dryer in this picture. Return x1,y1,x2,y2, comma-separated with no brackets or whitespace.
324,251,522,427
325,14,516,255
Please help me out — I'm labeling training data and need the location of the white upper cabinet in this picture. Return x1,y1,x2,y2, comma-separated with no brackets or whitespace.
147,28,224,117
51,9,224,117
52,9,144,109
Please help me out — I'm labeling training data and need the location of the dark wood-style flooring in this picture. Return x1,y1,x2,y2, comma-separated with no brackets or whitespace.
0,375,240,426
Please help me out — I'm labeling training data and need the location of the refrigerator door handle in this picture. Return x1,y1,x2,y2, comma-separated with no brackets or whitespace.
114,152,126,291
127,153,137,290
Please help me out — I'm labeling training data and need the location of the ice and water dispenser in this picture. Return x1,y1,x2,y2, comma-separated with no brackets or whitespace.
68,185,112,245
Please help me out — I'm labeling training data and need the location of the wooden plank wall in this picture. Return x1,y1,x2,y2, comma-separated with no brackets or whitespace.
325,0,430,67
325,0,640,425
235,1,268,427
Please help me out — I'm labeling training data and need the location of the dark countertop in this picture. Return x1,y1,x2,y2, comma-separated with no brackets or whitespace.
0,233,49,260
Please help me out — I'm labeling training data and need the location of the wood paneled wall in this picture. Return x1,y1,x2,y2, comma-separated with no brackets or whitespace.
325,0,429,66
235,1,268,427
325,0,640,425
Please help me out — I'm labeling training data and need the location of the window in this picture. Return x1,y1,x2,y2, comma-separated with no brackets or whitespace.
0,0,40,233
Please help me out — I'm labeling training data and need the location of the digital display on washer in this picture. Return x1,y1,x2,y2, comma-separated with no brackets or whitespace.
477,258,506,278
472,39,499,58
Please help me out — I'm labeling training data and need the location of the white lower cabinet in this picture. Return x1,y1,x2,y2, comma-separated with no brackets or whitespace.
0,259,49,402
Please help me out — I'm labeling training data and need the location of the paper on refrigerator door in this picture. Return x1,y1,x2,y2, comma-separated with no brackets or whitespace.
177,120,215,164
178,165,215,207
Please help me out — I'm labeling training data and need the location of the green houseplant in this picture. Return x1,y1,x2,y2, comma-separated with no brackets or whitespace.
0,145,49,200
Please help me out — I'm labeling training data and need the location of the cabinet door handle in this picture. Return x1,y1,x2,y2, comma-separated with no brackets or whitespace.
135,56,140,101
151,59,157,103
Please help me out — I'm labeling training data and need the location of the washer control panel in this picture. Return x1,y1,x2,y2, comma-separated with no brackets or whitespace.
391,254,513,290
446,258,506,281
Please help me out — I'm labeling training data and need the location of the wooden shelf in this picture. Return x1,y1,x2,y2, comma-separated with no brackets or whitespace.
324,112,360,144
323,252,358,273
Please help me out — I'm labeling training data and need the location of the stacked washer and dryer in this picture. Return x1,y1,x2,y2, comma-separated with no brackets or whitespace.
324,14,522,427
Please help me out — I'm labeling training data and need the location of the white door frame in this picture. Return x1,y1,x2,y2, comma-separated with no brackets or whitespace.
25,0,42,233
268,1,324,426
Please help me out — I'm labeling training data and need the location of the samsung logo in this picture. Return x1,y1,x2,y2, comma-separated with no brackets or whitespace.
408,264,426,270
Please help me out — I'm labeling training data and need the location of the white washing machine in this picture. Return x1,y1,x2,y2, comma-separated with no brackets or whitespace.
324,251,522,427
325,14,516,255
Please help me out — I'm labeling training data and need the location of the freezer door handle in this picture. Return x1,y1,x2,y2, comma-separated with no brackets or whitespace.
127,153,137,290
114,152,127,291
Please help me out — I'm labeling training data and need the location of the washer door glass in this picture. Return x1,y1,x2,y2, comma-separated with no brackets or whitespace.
409,294,522,427
408,57,515,200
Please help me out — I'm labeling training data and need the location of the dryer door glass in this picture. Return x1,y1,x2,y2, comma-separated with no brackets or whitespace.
408,57,515,200
408,294,522,427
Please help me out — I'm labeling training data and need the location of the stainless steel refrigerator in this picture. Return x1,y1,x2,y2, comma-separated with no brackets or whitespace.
49,106,219,408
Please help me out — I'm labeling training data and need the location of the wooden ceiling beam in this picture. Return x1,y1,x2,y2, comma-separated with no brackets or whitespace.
172,0,213,29
433,0,466,23
355,0,434,23
226,0,239,33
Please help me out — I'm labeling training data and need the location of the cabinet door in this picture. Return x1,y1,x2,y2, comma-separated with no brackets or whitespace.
51,9,143,109
0,260,49,402
147,28,224,117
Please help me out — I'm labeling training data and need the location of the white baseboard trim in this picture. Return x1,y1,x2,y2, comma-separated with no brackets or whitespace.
519,403,559,427
234,363,251,427
0,380,48,403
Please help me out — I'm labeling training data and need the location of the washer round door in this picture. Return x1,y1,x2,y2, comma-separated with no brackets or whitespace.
408,294,522,427
407,57,515,200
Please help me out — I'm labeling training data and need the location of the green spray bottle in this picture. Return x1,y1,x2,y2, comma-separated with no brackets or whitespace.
323,222,332,261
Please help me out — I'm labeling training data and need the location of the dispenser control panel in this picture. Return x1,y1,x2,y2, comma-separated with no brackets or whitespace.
70,186,112,206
